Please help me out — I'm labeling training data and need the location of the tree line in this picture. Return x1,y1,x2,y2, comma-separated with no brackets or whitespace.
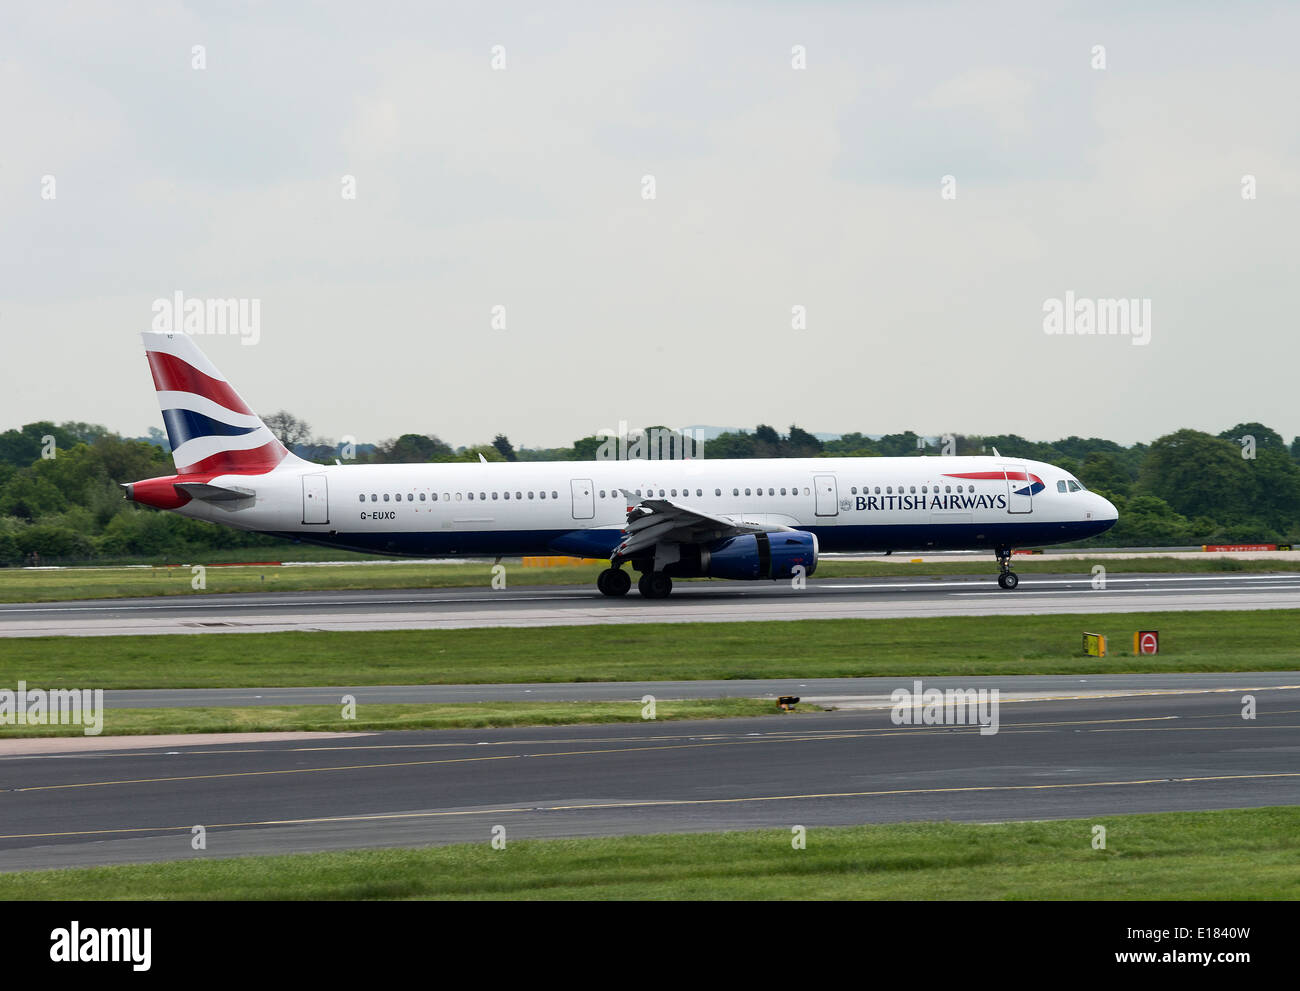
1,416,1297,564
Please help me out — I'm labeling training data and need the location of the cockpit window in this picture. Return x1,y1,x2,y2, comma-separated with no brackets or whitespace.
1068,480,1084,492
1057,480,1067,493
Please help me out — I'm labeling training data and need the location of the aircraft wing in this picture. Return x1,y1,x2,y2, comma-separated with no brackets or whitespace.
612,490,794,559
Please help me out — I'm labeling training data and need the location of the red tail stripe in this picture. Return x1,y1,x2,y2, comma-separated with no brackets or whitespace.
175,440,287,476
146,351,253,416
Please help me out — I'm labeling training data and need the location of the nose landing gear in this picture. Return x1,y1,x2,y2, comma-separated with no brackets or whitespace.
996,546,1019,589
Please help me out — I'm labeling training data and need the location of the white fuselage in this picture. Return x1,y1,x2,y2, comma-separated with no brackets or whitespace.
174,454,1118,559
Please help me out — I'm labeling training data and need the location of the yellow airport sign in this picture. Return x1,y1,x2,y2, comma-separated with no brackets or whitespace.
1082,632,1106,657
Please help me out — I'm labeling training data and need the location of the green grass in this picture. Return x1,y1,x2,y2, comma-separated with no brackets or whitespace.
2,555,1296,603
0,698,812,738
0,560,606,602
3,610,1298,690
4,808,1297,899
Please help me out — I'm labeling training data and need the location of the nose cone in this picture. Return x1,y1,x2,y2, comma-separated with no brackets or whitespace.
1095,493,1119,524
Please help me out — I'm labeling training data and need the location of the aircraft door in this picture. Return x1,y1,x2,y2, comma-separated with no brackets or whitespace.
814,474,839,517
570,478,595,520
1001,464,1033,514
302,474,329,524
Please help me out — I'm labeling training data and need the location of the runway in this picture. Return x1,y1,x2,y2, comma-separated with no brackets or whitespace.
2,680,1297,871
3,572,1299,637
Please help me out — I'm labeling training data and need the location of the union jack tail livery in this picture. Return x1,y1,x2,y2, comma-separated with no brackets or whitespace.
141,331,301,476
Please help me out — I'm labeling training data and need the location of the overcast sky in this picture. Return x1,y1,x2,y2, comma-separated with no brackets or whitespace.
3,1,1298,450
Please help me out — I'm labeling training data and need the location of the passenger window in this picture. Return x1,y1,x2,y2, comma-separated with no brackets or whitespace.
408,493,414,501
539,491,546,499
467,492,474,500
455,492,462,501
528,491,535,499
553,491,559,499
910,486,916,494
745,488,751,496
442,493,449,501
492,492,499,500
384,493,391,502
516,492,522,499
358,494,364,503
370,494,377,502
419,493,426,501
599,490,606,498
696,489,702,497
733,488,739,496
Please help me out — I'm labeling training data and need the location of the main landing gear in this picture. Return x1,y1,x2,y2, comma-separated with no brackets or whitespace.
637,572,672,599
996,546,1019,589
596,564,672,599
596,567,632,597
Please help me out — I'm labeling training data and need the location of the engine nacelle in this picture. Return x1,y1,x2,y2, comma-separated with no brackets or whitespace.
699,531,818,581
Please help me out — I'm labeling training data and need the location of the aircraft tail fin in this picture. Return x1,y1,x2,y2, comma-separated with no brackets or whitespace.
140,332,305,476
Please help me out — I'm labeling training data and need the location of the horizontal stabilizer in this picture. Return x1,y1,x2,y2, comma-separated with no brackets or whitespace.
173,482,256,502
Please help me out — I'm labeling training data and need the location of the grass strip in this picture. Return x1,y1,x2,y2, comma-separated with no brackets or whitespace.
3,610,1298,689
3,808,1297,899
0,698,810,737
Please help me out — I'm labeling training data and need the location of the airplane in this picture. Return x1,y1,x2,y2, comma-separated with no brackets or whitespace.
124,331,1119,597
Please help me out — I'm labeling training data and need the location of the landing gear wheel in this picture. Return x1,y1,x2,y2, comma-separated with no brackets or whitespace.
597,568,630,597
638,573,672,599
995,545,1019,590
